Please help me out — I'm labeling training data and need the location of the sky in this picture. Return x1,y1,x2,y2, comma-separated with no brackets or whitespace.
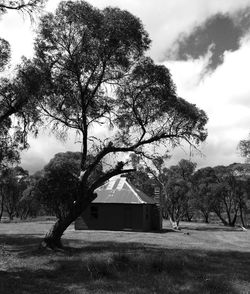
1,0,250,173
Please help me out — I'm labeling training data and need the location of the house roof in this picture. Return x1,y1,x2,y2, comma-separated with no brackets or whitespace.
93,176,156,204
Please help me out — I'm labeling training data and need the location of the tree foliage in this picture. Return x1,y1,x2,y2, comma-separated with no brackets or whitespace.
36,152,103,220
129,155,197,227
192,163,250,227
18,170,44,219
0,166,29,220
36,152,82,219
126,169,154,197
0,67,38,168
0,0,45,169
238,139,250,162
212,164,250,227
191,167,217,223
164,160,196,227
0,38,10,71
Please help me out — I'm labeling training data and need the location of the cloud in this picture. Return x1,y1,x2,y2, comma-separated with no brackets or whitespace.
2,0,250,65
20,130,82,174
1,11,36,66
20,124,111,174
166,7,250,73
163,36,250,168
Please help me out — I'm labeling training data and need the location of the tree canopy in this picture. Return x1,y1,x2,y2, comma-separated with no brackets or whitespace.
0,0,45,169
24,1,207,181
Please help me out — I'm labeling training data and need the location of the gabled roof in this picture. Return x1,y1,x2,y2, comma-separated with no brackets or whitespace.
93,176,156,204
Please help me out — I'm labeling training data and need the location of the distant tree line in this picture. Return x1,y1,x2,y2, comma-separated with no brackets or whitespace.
1,151,249,231
0,166,40,220
128,157,250,229
0,152,77,221
0,151,101,221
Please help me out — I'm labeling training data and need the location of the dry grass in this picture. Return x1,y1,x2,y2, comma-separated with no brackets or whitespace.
0,220,250,293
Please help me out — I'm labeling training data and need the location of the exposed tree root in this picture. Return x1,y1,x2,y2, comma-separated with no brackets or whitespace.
39,239,65,252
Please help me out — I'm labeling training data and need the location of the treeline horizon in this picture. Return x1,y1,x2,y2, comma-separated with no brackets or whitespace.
1,151,249,229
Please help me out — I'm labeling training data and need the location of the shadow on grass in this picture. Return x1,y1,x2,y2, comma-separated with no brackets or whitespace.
0,269,72,294
1,233,250,293
180,224,243,232
0,234,43,256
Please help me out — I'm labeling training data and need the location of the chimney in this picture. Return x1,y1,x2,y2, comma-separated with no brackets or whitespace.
153,185,163,230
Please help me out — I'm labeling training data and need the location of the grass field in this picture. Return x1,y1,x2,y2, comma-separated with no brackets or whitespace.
0,220,250,294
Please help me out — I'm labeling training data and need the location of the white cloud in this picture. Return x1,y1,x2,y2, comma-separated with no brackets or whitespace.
163,37,250,167
20,131,81,173
1,11,36,66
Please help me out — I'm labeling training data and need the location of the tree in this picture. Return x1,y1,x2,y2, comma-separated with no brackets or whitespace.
211,165,241,227
127,153,169,220
0,0,46,122
0,116,20,169
17,171,43,219
15,0,208,248
163,160,196,228
0,0,45,171
191,167,217,223
201,164,250,227
227,163,250,227
130,155,197,227
0,62,42,173
126,168,155,197
0,37,10,72
238,139,250,163
0,166,28,220
192,164,250,226
175,159,197,221
165,174,189,228
36,152,102,220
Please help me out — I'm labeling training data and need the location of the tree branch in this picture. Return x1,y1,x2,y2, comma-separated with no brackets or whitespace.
0,0,44,12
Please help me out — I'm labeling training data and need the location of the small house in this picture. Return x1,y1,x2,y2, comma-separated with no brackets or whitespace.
75,176,162,231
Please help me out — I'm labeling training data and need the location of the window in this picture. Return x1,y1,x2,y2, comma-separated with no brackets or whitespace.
90,206,98,219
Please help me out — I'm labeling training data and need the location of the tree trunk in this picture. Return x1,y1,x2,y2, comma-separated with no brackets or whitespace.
185,211,193,222
226,209,232,225
42,191,97,249
203,212,209,223
0,193,4,221
214,210,228,226
228,212,238,227
239,207,246,228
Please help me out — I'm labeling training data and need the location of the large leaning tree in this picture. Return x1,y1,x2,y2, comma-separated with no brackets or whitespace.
14,0,208,248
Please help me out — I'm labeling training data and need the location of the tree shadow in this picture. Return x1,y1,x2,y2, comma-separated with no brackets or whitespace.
0,234,43,256
179,224,243,232
2,242,249,293
0,269,72,294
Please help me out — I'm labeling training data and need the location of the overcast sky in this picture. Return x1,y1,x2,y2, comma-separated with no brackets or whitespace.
2,0,250,173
